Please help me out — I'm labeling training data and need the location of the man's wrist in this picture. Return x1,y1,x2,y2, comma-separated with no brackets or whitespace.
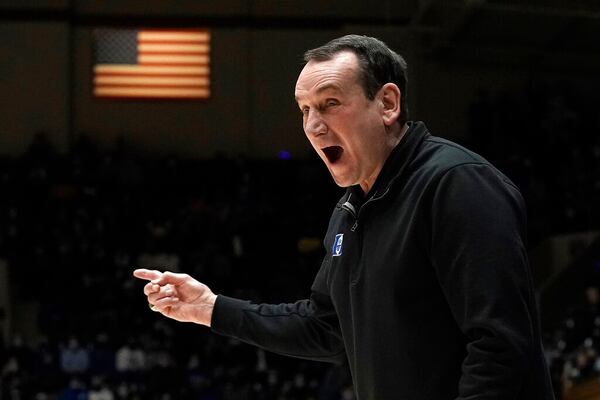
203,293,218,327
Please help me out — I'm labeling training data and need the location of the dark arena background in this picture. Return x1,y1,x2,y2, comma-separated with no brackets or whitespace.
1,1,600,399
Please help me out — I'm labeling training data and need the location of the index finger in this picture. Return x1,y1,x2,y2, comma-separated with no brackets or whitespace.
152,271,190,286
133,269,163,281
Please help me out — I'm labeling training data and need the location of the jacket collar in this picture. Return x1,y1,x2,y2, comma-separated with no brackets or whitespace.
346,121,430,204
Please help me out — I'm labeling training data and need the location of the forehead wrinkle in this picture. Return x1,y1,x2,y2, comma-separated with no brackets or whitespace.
295,77,347,103
295,56,361,103
315,82,343,96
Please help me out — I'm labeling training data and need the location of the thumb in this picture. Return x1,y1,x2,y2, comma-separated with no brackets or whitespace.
133,269,163,281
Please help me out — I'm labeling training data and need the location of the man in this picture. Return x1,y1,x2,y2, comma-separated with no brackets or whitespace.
134,35,555,399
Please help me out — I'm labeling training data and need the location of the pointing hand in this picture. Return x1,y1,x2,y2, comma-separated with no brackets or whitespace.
133,269,217,327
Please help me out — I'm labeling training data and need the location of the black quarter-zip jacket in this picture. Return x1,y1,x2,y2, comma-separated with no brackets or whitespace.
211,121,555,399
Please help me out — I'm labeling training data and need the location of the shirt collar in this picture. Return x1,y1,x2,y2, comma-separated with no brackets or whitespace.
348,121,430,202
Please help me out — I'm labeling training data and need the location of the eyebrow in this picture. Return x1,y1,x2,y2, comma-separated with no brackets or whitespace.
315,83,343,95
295,83,343,102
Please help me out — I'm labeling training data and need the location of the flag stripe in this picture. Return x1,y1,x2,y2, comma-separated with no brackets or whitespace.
97,84,208,89
95,76,210,86
139,54,210,64
138,43,210,53
94,87,211,98
94,65,210,75
138,31,210,42
138,40,209,45
133,63,209,68
97,73,208,79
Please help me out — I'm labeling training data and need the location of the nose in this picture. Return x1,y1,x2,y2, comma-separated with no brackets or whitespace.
304,109,327,137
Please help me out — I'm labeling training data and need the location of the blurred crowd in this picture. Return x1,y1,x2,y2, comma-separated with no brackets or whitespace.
544,286,600,399
466,80,600,246
0,79,599,399
0,135,351,399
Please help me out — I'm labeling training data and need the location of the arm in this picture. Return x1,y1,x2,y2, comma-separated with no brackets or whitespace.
133,265,346,364
430,164,539,399
211,290,346,364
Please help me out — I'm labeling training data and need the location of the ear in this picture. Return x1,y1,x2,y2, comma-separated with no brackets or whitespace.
379,83,401,126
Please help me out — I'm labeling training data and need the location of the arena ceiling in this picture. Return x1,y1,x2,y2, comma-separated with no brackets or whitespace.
1,0,599,71
409,0,600,71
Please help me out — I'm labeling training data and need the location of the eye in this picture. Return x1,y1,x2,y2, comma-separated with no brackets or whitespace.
301,106,309,116
325,99,339,108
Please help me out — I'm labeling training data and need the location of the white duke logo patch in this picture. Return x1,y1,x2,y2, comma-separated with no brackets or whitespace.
332,233,344,256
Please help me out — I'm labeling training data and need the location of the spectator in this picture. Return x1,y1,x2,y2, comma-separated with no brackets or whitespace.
60,336,90,376
88,375,115,400
58,377,87,400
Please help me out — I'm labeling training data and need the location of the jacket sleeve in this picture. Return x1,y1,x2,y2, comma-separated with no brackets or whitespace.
430,163,538,399
210,260,346,364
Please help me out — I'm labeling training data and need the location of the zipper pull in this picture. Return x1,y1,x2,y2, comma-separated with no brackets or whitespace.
351,220,358,232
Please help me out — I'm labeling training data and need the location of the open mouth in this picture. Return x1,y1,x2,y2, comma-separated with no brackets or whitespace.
322,146,344,163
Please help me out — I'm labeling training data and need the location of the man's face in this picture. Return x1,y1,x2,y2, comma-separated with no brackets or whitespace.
294,51,389,191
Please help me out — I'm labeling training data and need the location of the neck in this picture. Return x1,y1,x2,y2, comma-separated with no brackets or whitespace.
359,123,409,195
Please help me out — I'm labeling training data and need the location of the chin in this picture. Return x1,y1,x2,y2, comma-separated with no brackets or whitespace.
325,162,355,187
330,174,354,188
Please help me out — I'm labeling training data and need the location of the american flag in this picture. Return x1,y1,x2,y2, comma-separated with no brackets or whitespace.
93,28,211,99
